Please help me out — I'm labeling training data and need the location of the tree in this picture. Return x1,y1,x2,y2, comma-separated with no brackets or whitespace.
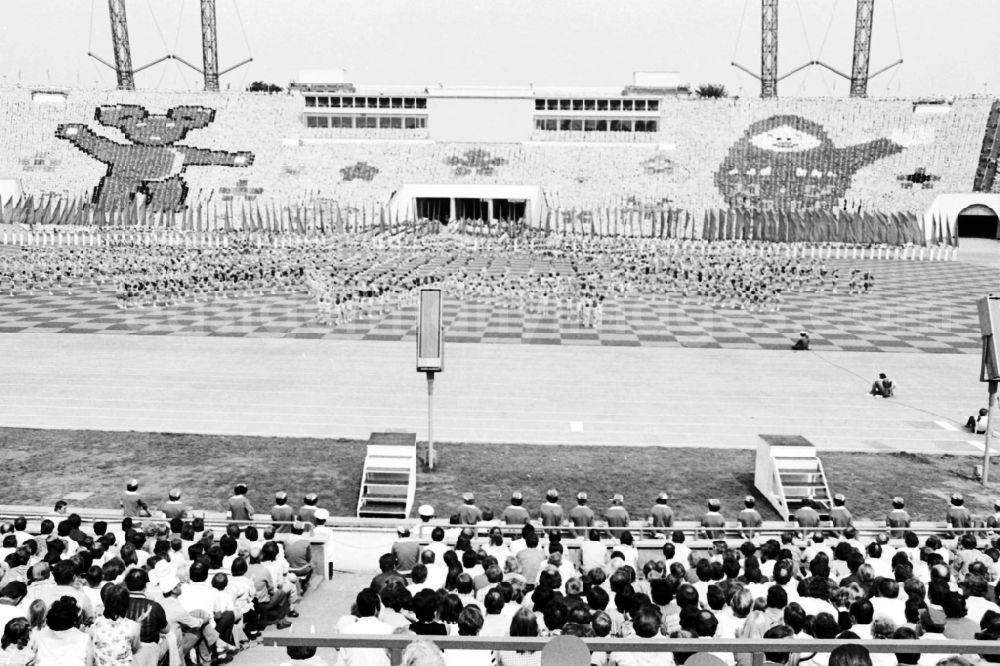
247,81,283,94
696,84,728,98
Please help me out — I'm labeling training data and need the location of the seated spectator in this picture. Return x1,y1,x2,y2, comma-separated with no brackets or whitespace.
0,617,33,666
609,605,665,666
791,331,810,350
409,588,446,636
336,589,394,666
869,373,895,398
443,605,490,666
496,608,541,666
33,596,94,665
966,408,989,433
830,644,873,666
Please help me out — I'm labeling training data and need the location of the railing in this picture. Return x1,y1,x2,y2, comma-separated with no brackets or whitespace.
259,635,1000,666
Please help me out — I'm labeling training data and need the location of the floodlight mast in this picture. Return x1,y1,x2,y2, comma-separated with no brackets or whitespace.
108,0,135,90
201,0,220,92
850,0,875,98
760,0,778,98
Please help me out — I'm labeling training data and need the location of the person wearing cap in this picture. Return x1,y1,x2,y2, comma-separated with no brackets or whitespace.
605,494,630,539
161,489,188,521
700,499,726,540
946,493,973,538
569,492,595,538
886,497,911,539
311,508,334,581
297,493,319,526
501,492,531,526
737,496,762,539
121,479,151,519
457,493,483,526
415,504,436,540
791,331,810,351
391,526,421,575
648,493,674,537
829,494,852,531
271,492,296,535
228,484,255,525
539,489,564,535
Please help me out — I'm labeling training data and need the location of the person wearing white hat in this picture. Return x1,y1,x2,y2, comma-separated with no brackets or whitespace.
272,491,295,535
457,492,482,526
946,492,973,537
501,492,530,526
700,499,726,540
121,479,151,519
153,560,217,659
737,496,762,539
605,493,630,539
829,494,852,530
415,504,436,540
297,493,319,526
648,492,673,537
886,497,911,538
161,488,187,521
568,492,594,538
791,331,810,350
311,509,334,581
539,489,563,534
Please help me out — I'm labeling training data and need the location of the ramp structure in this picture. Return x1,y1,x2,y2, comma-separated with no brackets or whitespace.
356,432,416,519
754,435,832,520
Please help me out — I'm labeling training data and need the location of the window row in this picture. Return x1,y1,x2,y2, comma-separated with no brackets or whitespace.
534,118,659,132
304,96,429,110
304,114,428,129
534,98,660,112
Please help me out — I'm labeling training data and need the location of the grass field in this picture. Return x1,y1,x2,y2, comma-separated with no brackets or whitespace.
0,426,994,524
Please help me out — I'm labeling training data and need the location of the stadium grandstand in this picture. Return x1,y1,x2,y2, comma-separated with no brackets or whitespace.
5,0,1000,665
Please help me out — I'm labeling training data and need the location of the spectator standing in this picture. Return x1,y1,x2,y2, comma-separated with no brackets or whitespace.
228,484,254,524
701,499,726,540
501,492,530,526
297,493,320,526
568,492,595,538
648,493,673,535
539,490,563,533
829,494,852,530
738,496,763,538
606,494,630,539
886,498,911,538
121,480,150,519
457,493,483,526
160,489,186,522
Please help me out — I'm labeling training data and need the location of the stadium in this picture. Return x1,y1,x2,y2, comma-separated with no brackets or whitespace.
3,0,1000,664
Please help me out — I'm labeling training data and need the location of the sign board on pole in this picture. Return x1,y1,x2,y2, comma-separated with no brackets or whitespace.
417,288,443,372
978,295,1000,381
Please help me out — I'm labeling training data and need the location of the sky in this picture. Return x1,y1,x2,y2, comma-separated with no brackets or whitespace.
0,0,998,97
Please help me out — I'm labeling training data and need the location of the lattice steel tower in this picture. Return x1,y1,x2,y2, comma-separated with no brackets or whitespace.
760,0,779,98
107,0,135,90
850,0,875,97
201,0,220,92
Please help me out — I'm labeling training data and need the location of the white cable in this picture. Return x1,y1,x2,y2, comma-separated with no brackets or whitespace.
794,0,815,94
232,0,254,58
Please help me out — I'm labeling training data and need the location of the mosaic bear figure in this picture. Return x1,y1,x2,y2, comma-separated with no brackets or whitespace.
56,104,254,211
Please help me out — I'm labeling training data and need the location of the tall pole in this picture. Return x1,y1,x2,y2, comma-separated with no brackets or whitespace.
200,0,220,92
850,0,875,98
426,371,436,470
761,0,779,98
985,380,997,485
107,0,135,90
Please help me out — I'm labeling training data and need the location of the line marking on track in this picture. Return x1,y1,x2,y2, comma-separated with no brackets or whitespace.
570,421,584,432
935,421,958,431
966,439,1000,455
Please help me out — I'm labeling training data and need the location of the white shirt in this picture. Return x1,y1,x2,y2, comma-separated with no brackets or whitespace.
338,616,394,666
580,541,608,572
178,581,233,617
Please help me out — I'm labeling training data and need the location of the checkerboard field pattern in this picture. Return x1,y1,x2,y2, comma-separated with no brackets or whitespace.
0,258,994,352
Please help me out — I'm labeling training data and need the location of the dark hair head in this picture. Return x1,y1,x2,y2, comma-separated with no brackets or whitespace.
102,584,130,620
411,588,438,622
123,568,148,592
356,588,381,618
458,605,484,636
850,600,874,625
509,607,538,637
762,624,794,664
829,643,873,666
0,617,30,651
